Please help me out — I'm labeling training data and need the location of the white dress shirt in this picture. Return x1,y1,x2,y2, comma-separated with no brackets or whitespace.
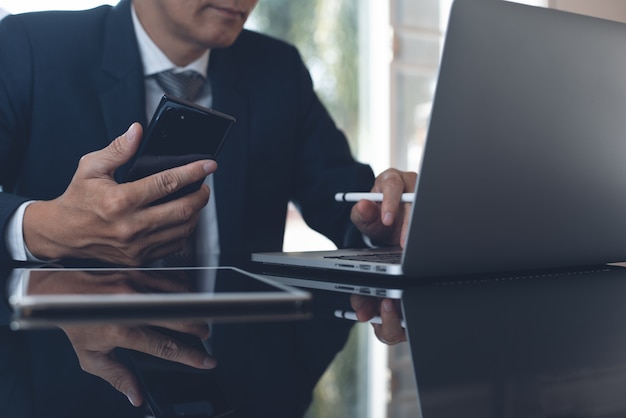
132,6,220,268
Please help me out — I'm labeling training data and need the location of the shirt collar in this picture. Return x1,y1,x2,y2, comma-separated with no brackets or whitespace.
131,4,210,78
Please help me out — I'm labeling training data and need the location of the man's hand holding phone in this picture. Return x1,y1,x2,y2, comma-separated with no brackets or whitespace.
123,95,235,203
23,123,215,266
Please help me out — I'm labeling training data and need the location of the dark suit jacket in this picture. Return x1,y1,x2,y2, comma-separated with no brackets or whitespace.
0,0,374,263
0,1,374,417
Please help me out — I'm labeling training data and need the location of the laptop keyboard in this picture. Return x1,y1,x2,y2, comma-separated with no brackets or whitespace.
324,251,402,264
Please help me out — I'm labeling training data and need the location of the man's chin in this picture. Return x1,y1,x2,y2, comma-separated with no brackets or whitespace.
202,31,243,49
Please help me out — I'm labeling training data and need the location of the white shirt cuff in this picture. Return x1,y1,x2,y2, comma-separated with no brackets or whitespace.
5,200,48,262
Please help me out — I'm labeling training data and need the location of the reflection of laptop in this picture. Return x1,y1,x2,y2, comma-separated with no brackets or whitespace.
253,0,626,287
401,265,626,417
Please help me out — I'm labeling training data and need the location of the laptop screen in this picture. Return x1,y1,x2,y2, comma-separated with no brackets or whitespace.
402,0,626,277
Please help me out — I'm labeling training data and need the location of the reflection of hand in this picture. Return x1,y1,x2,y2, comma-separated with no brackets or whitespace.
22,122,216,266
62,322,215,407
350,168,417,247
350,294,407,345
29,268,214,407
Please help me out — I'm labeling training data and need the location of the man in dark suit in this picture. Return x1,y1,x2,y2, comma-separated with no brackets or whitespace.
0,0,414,416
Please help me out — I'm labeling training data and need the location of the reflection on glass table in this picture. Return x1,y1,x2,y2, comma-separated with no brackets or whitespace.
403,265,626,418
8,266,311,329
4,266,314,418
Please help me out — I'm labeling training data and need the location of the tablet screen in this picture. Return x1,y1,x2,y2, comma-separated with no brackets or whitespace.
8,266,310,329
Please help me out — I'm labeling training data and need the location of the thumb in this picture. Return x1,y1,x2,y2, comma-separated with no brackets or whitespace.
78,122,143,179
75,349,144,407
89,356,144,407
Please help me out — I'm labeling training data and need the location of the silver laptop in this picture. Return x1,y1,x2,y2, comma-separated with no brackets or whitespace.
252,0,626,285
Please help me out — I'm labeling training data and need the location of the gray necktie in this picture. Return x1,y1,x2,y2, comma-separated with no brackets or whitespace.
153,70,204,266
153,69,205,101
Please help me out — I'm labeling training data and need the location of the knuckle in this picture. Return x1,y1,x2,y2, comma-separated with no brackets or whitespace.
77,151,99,171
156,171,183,195
108,372,127,393
376,169,403,189
178,202,196,221
386,171,403,184
380,168,399,179
155,338,182,360
101,191,132,215
108,136,127,159
112,221,139,244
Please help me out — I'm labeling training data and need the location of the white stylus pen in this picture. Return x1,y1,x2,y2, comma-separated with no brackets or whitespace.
335,192,415,203
334,310,407,329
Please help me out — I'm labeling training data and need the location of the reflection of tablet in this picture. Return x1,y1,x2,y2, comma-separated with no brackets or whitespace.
8,266,311,329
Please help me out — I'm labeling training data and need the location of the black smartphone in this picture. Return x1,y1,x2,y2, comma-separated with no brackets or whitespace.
115,329,235,418
122,94,236,203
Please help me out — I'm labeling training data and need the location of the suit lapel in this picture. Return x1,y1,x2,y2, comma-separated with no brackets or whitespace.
210,45,249,255
98,0,146,145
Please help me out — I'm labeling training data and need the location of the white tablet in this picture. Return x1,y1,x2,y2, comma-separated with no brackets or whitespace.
8,266,311,329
